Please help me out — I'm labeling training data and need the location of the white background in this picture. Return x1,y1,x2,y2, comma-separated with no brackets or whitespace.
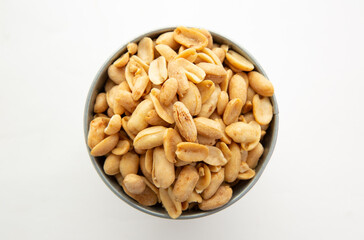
1,0,363,239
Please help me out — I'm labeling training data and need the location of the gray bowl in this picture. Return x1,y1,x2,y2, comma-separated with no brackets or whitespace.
83,27,279,219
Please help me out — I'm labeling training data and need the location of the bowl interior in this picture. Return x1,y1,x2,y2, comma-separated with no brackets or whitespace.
84,28,279,219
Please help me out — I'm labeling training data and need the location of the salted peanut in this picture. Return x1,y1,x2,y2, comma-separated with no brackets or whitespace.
202,168,224,200
160,78,178,106
252,94,273,125
246,143,264,169
173,26,208,50
198,84,221,118
156,32,180,50
209,165,221,173
148,56,167,85
240,161,250,173
94,113,108,119
178,45,186,54
159,187,182,219
180,81,202,116
123,174,146,194
90,133,119,156
121,116,136,140
167,59,189,96
242,100,253,114
88,117,109,148
225,121,261,144
195,163,211,193
241,121,261,151
193,28,213,49
125,58,143,91
104,114,122,135
173,165,199,202
187,190,203,203
150,88,175,124
240,148,248,162
130,55,149,72
204,146,228,166
175,48,197,62
224,59,243,73
152,147,175,188
220,69,233,92
197,134,216,146
94,93,108,113
145,109,169,126
142,176,160,202
248,71,274,97
133,126,166,150
175,58,206,84
221,44,229,53
224,142,241,182
111,140,130,155
163,128,182,163
127,99,154,134
194,52,214,64
113,52,129,68
197,80,215,104
119,152,139,178
108,64,126,84
247,86,256,102
196,62,227,84
139,149,153,182
114,90,139,113
155,44,177,62
107,108,114,118
173,101,197,142
127,42,138,55
137,37,154,64
132,75,149,101
201,47,222,66
194,117,223,139
217,91,229,115
229,73,248,105
143,81,152,96
175,159,191,167
113,101,125,115
199,185,232,210
237,169,255,180
176,142,209,162
103,154,121,175
244,112,255,123
225,50,254,71
223,98,243,125
216,142,232,162
105,79,116,92
212,48,226,63
120,176,158,206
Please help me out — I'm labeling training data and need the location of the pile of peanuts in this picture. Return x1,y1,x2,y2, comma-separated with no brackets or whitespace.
88,26,274,219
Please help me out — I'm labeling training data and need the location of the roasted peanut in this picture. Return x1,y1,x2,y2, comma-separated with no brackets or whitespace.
179,81,202,116
173,101,197,142
120,175,158,206
127,42,138,55
145,109,170,126
225,121,260,144
197,80,215,104
217,91,229,115
113,52,129,68
229,73,248,105
193,28,213,49
90,133,119,156
133,126,166,150
119,152,139,178
197,134,217,146
220,68,233,92
176,142,209,162
152,147,175,188
246,143,264,169
123,174,146,194
198,84,221,118
199,185,232,210
163,128,182,163
137,37,154,64
173,26,208,50
201,47,222,66
159,187,182,219
240,121,261,151
196,62,227,84
204,146,228,166
121,116,136,140
155,44,177,62
202,168,224,200
160,78,178,106
237,169,255,180
112,140,130,155
127,99,154,135
168,59,189,96
212,47,226,63
150,88,175,124
139,149,153,182
156,32,180,50
175,58,206,84
94,93,108,113
195,163,211,193
114,90,139,113
103,154,121,175
173,165,199,202
175,48,197,62
108,64,126,84
104,114,122,135
88,117,109,148
216,142,232,162
248,71,274,97
187,190,203,203
132,75,149,101
225,50,254,71
252,94,273,125
148,56,167,85
195,52,215,64
223,98,243,125
194,117,223,139
224,142,241,182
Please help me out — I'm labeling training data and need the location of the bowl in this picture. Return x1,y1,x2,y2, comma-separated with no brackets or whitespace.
84,27,279,219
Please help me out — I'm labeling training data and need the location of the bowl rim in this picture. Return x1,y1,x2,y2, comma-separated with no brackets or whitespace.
83,27,279,220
